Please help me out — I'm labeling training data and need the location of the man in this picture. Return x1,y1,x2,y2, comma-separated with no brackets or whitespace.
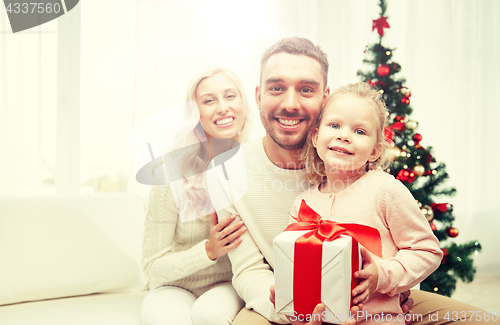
209,37,488,325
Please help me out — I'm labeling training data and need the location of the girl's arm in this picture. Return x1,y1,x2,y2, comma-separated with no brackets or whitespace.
374,177,444,296
141,184,217,284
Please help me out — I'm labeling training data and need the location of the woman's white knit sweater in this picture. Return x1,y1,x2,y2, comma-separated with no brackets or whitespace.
141,184,232,297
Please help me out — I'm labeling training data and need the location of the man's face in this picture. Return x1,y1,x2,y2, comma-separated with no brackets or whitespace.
256,53,329,150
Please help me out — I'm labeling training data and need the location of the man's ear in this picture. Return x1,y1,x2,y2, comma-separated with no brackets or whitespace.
312,128,319,148
369,142,384,162
255,85,261,110
323,86,330,104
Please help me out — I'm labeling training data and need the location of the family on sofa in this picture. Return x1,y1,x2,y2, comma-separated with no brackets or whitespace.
139,37,489,325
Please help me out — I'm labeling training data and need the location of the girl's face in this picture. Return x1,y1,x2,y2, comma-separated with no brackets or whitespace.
195,73,245,140
313,95,383,173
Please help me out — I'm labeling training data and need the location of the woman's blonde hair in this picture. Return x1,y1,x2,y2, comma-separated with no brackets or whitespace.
172,67,252,219
301,81,391,185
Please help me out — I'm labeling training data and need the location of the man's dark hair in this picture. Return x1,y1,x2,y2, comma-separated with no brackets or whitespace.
260,37,329,87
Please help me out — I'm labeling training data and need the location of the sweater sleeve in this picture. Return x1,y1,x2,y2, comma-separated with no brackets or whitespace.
206,169,289,323
375,177,443,296
141,184,217,284
227,232,289,324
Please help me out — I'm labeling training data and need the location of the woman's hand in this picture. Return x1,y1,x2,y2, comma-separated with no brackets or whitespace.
352,247,378,305
205,210,246,260
269,285,359,325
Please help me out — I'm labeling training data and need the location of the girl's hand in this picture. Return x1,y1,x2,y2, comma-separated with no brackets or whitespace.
352,248,379,305
205,210,246,260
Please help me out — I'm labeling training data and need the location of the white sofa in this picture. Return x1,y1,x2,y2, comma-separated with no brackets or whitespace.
0,194,149,325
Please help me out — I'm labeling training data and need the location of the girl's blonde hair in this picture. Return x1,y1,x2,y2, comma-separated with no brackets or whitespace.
301,81,391,185
172,67,252,220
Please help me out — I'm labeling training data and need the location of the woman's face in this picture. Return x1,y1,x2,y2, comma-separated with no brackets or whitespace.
195,73,245,139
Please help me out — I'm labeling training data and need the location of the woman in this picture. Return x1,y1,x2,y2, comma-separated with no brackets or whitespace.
141,67,252,325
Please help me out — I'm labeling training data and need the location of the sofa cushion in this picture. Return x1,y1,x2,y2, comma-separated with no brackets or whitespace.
0,194,147,305
0,291,147,325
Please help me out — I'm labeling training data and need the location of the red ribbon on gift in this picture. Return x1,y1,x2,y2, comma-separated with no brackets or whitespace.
285,200,382,317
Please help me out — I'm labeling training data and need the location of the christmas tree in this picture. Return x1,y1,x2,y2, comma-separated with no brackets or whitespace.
357,0,481,297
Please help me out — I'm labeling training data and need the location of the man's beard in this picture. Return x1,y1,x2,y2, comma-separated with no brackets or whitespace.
260,109,310,150
268,132,308,150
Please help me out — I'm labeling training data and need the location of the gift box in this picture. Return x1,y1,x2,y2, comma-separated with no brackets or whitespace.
273,200,382,324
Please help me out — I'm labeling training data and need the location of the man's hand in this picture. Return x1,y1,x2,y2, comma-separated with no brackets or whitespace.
270,285,359,325
352,248,378,305
400,290,414,325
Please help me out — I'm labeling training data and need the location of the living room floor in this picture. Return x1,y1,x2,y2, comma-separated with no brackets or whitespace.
452,274,500,312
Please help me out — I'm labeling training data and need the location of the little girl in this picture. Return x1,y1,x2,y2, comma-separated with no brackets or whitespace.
289,82,443,324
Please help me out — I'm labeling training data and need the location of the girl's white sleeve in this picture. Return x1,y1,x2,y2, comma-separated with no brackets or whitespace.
141,184,217,283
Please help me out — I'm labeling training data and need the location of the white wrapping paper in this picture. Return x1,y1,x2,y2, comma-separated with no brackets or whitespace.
273,230,362,324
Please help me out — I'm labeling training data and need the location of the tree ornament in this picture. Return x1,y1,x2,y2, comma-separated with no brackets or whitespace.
430,222,437,231
414,164,425,176
368,79,387,88
400,87,411,97
412,133,423,143
377,65,390,77
442,248,448,264
397,169,416,183
387,146,401,160
389,116,406,132
384,127,395,143
421,205,434,222
389,62,401,72
372,16,390,36
447,227,459,238
405,120,418,130
431,203,452,213
401,96,410,105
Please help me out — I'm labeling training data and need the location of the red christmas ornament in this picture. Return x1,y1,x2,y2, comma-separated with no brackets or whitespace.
446,227,459,238
372,16,391,37
397,169,416,183
425,170,433,176
430,222,437,232
377,65,390,77
389,117,407,132
384,127,395,143
442,248,448,264
412,133,423,144
401,96,410,105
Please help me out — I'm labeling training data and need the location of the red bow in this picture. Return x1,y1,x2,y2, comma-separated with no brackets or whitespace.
368,79,387,88
372,17,390,37
285,200,382,316
384,127,395,143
